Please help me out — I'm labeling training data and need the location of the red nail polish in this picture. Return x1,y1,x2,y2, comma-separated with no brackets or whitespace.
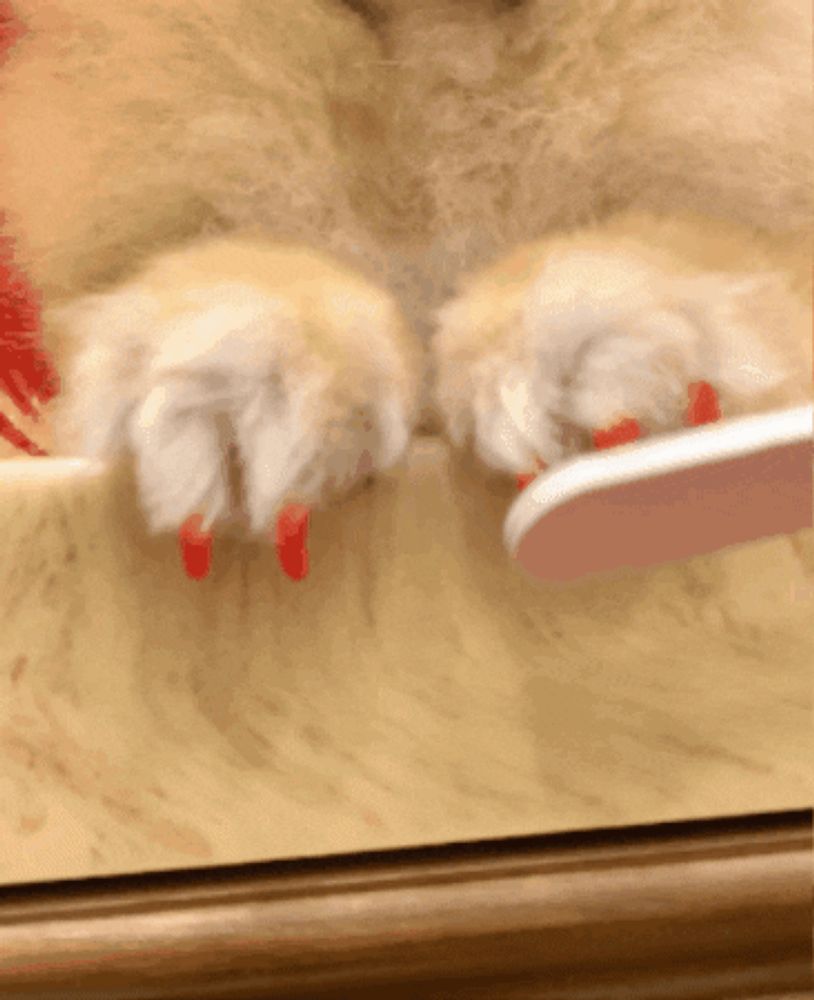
686,381,721,426
179,514,212,581
592,417,642,450
517,459,547,492
276,503,310,581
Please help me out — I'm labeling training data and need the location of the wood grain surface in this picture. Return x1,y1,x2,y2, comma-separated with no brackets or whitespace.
0,809,810,1000
0,438,812,885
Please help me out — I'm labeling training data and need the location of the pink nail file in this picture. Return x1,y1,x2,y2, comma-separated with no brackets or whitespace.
505,404,813,584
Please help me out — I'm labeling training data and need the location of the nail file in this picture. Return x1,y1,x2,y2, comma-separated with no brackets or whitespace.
505,404,813,584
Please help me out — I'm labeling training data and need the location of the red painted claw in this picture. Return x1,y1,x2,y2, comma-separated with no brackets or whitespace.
275,503,310,581
592,417,643,451
686,381,721,427
517,459,548,492
179,514,213,581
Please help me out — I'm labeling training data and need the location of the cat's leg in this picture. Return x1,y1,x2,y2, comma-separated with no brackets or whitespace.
432,213,810,476
0,1,420,525
48,236,421,533
424,0,811,474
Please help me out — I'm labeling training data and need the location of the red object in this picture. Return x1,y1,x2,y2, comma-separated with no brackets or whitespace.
686,380,721,427
0,411,46,455
275,503,310,581
0,8,58,456
517,459,548,492
592,417,643,451
0,232,59,454
179,514,213,581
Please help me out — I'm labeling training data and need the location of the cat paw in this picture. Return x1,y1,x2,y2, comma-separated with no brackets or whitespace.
50,236,422,536
433,238,804,475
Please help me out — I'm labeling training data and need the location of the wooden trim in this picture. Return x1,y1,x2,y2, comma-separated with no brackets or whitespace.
0,810,811,999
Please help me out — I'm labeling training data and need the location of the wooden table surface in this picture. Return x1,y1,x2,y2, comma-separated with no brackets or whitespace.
0,437,811,885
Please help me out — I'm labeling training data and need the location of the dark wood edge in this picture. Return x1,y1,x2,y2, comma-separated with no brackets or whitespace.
0,810,811,999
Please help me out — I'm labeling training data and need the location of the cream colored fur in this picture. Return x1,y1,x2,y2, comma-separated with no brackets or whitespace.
0,0,810,530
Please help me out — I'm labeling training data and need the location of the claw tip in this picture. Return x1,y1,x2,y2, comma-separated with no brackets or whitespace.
592,417,642,450
179,514,213,581
276,504,310,581
686,381,721,426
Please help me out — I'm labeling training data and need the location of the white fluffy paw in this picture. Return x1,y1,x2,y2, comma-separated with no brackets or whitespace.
433,239,806,474
50,237,421,534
